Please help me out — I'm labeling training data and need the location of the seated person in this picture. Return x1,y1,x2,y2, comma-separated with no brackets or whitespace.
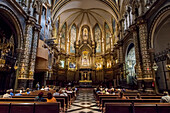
34,92,46,102
41,86,45,90
136,93,141,99
53,89,60,96
3,90,12,98
19,87,25,93
25,88,31,94
9,89,14,96
59,89,68,96
47,93,57,102
44,86,49,91
160,91,170,103
117,92,127,99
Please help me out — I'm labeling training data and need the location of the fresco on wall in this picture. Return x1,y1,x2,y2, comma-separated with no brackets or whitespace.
105,23,111,51
95,25,101,53
61,23,66,51
70,25,76,53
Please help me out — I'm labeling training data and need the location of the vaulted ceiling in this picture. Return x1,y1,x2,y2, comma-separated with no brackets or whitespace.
51,0,120,32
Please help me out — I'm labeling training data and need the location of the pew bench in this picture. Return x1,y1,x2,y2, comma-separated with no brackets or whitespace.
0,102,60,113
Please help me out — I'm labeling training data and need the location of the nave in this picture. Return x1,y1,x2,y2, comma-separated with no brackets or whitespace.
67,88,101,113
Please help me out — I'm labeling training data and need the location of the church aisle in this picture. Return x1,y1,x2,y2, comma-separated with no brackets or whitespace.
66,88,101,113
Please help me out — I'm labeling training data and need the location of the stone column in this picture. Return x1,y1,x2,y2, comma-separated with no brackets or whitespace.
18,17,35,88
137,19,153,91
130,25,142,78
28,24,41,88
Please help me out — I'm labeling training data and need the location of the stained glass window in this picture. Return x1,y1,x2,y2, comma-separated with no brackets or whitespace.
70,25,76,53
61,23,66,51
95,24,101,53
105,23,111,51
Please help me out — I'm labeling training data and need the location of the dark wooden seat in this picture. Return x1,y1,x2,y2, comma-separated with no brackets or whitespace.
157,103,170,113
105,103,131,113
134,103,157,113
35,102,60,113
10,103,34,113
0,103,10,113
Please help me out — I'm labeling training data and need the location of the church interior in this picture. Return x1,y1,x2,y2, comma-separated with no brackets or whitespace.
0,0,170,113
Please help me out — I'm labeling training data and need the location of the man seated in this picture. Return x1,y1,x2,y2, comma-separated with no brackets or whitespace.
160,91,170,103
3,90,12,98
9,89,14,96
53,89,60,96
117,92,127,99
34,92,46,102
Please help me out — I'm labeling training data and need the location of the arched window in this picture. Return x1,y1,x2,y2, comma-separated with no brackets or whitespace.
125,43,136,84
61,23,66,51
94,24,101,53
70,25,76,53
105,23,111,51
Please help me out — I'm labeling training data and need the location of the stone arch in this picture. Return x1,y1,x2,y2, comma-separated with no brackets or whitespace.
149,6,170,90
0,3,24,50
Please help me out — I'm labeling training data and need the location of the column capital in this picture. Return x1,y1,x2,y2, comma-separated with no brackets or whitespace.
136,16,147,25
26,16,36,25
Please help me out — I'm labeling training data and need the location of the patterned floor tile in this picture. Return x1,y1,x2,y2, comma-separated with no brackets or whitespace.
66,89,101,113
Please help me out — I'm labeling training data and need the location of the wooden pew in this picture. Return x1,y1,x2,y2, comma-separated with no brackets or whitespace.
0,103,10,113
101,99,160,110
12,95,68,110
157,103,170,113
10,103,34,113
35,102,60,113
0,102,60,113
105,103,170,113
98,95,161,107
105,103,132,113
134,103,157,113
0,98,65,111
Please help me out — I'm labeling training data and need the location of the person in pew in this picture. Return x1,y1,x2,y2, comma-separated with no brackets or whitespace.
9,89,14,96
135,93,141,99
36,82,40,90
160,91,170,103
59,89,68,96
25,88,31,94
41,86,45,90
44,85,49,91
3,90,12,98
35,92,46,102
47,93,57,102
53,89,60,96
117,92,127,99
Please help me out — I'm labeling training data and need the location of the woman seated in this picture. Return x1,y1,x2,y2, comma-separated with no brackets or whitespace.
47,93,57,102
136,93,141,99
117,92,127,99
35,92,46,102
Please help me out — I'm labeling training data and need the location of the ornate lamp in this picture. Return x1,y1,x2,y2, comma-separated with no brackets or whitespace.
152,61,158,71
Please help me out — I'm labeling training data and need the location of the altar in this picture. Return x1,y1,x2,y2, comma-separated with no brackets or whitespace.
79,69,92,87
79,80,92,87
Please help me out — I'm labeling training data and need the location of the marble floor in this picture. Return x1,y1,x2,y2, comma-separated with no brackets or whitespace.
66,88,101,113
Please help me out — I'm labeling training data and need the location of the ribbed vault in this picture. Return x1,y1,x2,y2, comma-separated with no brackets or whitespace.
51,0,120,32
